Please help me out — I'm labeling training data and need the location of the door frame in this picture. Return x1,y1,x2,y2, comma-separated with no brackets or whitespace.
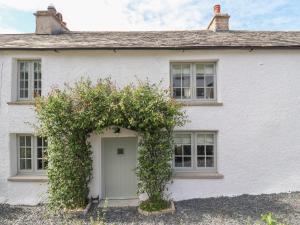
100,136,138,199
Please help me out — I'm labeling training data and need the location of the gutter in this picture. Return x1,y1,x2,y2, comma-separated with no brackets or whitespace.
0,46,300,51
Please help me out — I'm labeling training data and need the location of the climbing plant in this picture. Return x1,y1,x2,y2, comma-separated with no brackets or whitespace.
35,78,185,210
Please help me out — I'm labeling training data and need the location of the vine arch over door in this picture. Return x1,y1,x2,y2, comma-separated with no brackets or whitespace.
36,78,185,209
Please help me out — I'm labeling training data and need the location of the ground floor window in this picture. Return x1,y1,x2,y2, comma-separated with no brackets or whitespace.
173,131,217,172
18,135,48,174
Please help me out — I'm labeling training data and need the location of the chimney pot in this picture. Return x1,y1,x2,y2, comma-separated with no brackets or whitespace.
214,4,221,14
47,4,57,14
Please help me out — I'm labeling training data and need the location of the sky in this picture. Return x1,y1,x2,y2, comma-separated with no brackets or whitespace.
0,0,299,34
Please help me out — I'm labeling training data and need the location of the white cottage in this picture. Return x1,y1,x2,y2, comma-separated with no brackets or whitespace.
0,5,300,205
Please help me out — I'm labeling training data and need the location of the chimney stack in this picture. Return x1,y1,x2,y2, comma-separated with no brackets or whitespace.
34,5,69,34
207,4,230,31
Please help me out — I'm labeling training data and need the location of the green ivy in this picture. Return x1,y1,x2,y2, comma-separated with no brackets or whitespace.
35,78,185,210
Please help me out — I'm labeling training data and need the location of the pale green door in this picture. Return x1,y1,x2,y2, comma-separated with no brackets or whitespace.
103,137,138,199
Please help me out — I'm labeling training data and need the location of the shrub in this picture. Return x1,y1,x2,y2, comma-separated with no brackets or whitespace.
35,78,185,210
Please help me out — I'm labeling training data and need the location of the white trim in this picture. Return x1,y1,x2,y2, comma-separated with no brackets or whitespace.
16,134,47,175
170,62,217,101
17,60,41,101
173,131,218,173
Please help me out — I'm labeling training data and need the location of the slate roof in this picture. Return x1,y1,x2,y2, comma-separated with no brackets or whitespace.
0,30,300,50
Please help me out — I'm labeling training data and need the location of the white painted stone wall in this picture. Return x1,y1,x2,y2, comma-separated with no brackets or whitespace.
0,49,300,204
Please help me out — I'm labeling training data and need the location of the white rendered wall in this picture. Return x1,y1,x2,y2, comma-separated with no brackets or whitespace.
0,49,300,204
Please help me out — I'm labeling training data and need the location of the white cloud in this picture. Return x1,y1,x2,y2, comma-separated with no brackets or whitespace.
0,0,212,31
0,0,297,31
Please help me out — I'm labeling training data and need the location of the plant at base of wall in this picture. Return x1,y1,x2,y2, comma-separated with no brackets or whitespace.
261,213,287,225
139,198,171,212
35,78,186,211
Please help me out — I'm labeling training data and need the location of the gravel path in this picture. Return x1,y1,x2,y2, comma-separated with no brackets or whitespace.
0,192,299,225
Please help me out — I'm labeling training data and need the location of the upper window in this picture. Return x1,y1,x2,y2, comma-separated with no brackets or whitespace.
18,60,41,100
173,132,217,172
18,135,48,174
171,63,216,100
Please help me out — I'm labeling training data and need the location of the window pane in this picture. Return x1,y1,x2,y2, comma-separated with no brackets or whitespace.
197,145,205,155
175,157,182,167
183,145,191,155
34,61,42,98
173,88,181,99
20,159,25,170
37,148,43,158
20,136,25,146
37,159,43,170
20,81,24,88
182,88,191,99
20,148,26,158
196,75,204,87
205,64,214,75
182,76,190,87
24,90,28,98
183,157,191,167
37,137,48,170
206,157,214,167
174,145,182,155
26,159,32,169
37,137,43,147
205,76,214,87
182,64,190,75
174,134,191,144
26,136,31,146
20,71,24,79
196,88,204,98
20,62,24,71
20,90,24,98
173,75,181,87
206,146,214,155
197,134,205,145
197,157,205,167
172,65,181,76
206,134,214,144
26,148,31,158
205,88,214,99
196,64,204,74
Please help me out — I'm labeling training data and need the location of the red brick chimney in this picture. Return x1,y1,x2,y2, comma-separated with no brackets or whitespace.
207,4,230,31
34,5,69,34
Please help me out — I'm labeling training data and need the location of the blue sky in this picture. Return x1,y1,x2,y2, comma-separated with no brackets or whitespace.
0,0,299,33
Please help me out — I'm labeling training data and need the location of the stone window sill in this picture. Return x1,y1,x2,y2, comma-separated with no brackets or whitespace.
177,100,223,106
7,101,35,105
173,172,224,179
7,175,48,182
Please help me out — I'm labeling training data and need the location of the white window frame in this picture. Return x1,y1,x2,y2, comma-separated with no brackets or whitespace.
170,62,217,101
173,131,217,173
173,132,193,170
17,134,47,175
17,60,42,101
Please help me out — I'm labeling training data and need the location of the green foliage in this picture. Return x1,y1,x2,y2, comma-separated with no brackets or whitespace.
261,213,286,225
35,78,185,210
139,198,170,212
